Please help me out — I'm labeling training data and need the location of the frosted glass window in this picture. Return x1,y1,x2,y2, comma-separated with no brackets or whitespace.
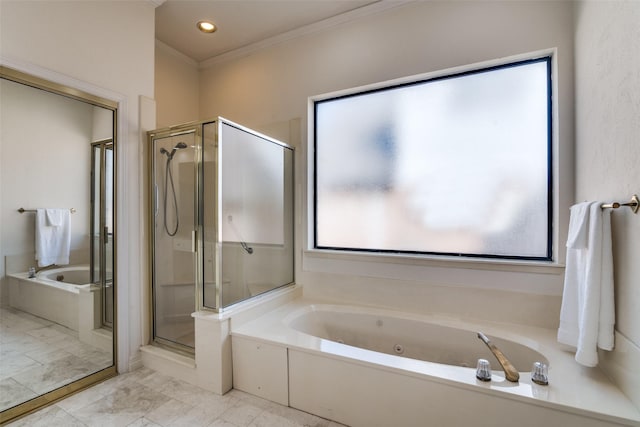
314,57,552,259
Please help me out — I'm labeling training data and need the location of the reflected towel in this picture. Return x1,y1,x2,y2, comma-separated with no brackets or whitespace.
35,208,71,267
45,208,65,226
558,202,615,367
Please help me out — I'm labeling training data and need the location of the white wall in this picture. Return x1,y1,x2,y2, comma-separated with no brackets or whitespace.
0,0,156,372
155,41,200,129
196,1,575,328
0,79,93,276
574,0,640,407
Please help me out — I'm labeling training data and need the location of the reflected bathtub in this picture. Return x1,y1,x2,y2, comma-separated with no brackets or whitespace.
8,265,92,330
36,265,91,290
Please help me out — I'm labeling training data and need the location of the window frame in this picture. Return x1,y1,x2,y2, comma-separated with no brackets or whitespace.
310,53,554,262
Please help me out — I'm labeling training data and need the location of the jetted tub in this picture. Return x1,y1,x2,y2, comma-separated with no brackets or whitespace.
232,300,640,427
8,265,92,330
36,265,91,290
288,306,547,371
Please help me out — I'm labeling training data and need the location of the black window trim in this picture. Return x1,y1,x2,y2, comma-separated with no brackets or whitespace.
312,55,553,262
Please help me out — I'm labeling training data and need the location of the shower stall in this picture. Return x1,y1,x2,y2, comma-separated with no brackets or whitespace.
148,118,294,353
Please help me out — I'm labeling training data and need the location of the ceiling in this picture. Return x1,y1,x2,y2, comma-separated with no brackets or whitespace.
155,0,381,63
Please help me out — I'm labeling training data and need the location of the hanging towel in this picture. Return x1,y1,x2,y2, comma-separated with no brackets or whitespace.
558,201,615,367
35,208,71,267
45,208,65,226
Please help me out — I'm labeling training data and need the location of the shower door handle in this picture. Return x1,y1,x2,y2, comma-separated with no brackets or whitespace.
154,185,159,217
192,229,197,253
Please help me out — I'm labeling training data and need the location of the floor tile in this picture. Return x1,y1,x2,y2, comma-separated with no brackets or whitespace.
126,418,163,427
70,382,171,427
0,307,113,411
0,377,38,411
144,398,194,426
8,404,86,427
11,354,99,394
5,366,346,427
219,401,263,426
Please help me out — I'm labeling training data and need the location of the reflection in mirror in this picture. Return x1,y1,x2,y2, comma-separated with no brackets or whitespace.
0,69,116,420
92,140,114,329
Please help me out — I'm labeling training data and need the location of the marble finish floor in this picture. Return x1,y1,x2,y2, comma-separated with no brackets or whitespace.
7,367,346,427
0,307,113,412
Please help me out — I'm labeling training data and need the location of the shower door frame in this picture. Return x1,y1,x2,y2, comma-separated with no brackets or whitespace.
91,139,114,329
148,117,296,352
148,124,203,355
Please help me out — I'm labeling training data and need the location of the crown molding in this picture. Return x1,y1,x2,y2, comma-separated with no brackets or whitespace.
147,0,166,7
156,39,199,68
198,0,413,69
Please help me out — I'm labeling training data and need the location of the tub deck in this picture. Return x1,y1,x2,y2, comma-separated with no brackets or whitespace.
231,298,640,427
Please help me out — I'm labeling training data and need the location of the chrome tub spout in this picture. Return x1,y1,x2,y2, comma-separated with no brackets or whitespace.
477,332,520,382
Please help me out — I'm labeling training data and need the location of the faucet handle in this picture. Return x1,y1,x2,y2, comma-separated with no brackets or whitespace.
476,358,492,381
531,362,549,385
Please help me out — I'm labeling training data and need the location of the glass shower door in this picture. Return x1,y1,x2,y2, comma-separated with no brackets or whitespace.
151,131,197,350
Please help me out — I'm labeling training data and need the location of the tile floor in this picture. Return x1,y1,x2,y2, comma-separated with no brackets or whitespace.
7,366,346,427
2,307,344,426
0,307,112,412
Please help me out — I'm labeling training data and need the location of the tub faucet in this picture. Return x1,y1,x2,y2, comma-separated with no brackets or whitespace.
35,264,58,273
477,332,520,382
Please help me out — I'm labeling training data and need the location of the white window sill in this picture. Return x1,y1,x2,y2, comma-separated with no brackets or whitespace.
304,248,564,275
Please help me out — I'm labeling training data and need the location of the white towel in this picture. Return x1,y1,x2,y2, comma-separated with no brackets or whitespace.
35,208,71,267
558,201,615,367
45,208,65,226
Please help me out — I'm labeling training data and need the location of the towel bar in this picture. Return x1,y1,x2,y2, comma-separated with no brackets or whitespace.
18,207,77,214
600,194,639,214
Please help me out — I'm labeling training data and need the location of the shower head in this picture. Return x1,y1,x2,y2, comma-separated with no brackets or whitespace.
160,142,188,159
169,142,188,157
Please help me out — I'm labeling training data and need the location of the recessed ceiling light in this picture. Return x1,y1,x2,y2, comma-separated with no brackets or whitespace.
197,20,217,33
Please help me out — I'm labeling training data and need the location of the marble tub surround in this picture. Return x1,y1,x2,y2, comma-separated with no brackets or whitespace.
7,367,345,427
0,307,111,412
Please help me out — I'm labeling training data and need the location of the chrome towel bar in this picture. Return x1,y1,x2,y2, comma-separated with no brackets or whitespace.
18,207,77,214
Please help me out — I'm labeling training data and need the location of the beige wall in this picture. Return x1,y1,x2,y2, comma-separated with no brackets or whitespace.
574,0,640,406
0,80,93,271
195,1,575,328
574,0,640,348
0,0,156,371
199,1,574,132
155,41,200,129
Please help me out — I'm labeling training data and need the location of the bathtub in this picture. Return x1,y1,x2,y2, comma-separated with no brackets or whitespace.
287,306,548,372
232,299,640,427
36,265,92,290
8,265,92,330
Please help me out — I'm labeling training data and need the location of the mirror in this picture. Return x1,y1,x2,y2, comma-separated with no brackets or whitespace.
0,67,117,422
